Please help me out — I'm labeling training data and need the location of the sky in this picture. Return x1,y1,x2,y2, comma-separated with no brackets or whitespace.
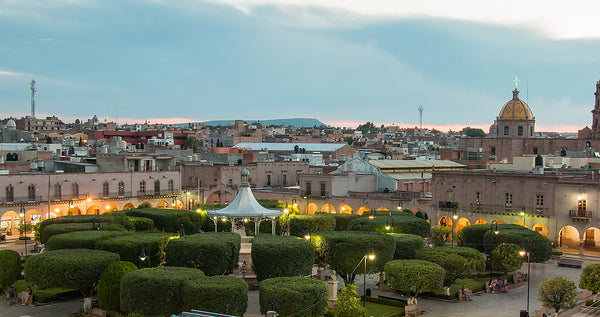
1,0,600,132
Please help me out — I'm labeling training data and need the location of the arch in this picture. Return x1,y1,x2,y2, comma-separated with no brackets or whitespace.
583,227,600,249
357,206,370,215
376,207,389,211
142,201,154,208
514,221,525,227
415,211,424,219
69,207,82,216
188,198,198,209
25,209,42,224
559,226,580,249
456,217,470,231
321,204,335,213
531,223,548,237
339,205,352,214
495,220,506,224
156,201,168,208
172,200,184,209
438,216,453,228
306,203,318,214
86,205,100,215
104,203,118,213
474,219,487,225
206,191,222,204
0,211,20,234
123,203,136,210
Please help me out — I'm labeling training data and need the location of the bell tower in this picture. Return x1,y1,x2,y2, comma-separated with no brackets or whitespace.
592,80,600,138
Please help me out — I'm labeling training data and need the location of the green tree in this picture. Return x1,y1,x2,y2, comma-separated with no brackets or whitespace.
184,136,198,152
464,127,486,137
415,249,470,286
492,243,523,273
537,277,577,313
430,226,452,246
580,263,600,293
356,122,376,133
344,136,354,145
336,284,364,317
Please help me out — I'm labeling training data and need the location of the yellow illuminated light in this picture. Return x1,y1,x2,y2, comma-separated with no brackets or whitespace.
368,254,375,260
519,250,526,257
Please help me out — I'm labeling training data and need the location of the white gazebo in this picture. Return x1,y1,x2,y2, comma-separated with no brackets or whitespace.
207,168,283,234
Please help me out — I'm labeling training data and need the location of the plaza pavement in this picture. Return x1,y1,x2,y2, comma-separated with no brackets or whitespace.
3,235,600,317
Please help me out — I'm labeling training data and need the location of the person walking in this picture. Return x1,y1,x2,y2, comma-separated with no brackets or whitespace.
7,284,16,305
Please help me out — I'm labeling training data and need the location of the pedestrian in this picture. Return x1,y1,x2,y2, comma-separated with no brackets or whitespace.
242,260,247,277
496,278,503,294
7,284,15,305
462,285,473,301
490,279,496,293
23,286,33,306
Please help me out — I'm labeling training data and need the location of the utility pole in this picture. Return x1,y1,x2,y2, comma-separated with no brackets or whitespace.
30,79,36,118
418,105,424,129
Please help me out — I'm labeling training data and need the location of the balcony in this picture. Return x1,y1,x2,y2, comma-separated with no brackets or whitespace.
438,201,458,210
0,196,43,205
300,190,329,198
569,210,593,221
467,203,550,216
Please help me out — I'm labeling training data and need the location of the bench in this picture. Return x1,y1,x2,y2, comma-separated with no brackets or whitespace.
557,258,583,268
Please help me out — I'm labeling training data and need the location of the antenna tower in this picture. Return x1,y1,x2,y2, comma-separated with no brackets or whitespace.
30,79,36,117
418,105,424,129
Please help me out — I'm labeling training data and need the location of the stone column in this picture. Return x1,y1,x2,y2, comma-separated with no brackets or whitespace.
327,280,339,310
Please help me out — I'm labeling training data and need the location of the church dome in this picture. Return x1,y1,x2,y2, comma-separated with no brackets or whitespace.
498,89,533,120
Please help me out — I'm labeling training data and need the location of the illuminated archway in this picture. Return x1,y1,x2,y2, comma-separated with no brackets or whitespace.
0,211,20,234
474,219,487,225
172,200,184,209
339,205,352,214
584,227,600,249
376,207,389,211
438,216,453,228
321,204,335,213
306,203,318,214
206,191,222,204
559,226,580,249
456,217,470,231
123,203,136,210
87,206,100,215
25,209,42,224
104,203,118,213
531,223,548,237
495,220,506,224
514,221,525,227
357,206,370,215
156,201,168,208
69,207,82,216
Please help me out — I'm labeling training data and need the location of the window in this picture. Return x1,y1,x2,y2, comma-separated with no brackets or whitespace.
28,185,36,201
530,127,534,137
282,173,287,186
5,185,13,203
320,183,326,197
154,180,160,195
533,148,538,154
118,181,125,196
475,192,483,209
168,180,174,192
505,193,513,211
536,195,544,213
518,126,523,136
72,183,79,198
228,179,233,187
490,147,496,156
102,182,109,197
578,197,587,217
266,175,271,186
305,182,311,196
504,126,509,136
139,181,146,195
54,183,61,200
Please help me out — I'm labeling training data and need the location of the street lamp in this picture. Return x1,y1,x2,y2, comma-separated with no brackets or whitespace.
385,216,394,231
304,229,311,240
186,191,190,210
520,209,526,227
19,206,27,257
351,244,376,311
452,209,458,246
85,193,91,214
139,243,150,268
519,248,531,316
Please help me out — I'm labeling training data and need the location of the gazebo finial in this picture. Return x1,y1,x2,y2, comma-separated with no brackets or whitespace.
241,168,250,187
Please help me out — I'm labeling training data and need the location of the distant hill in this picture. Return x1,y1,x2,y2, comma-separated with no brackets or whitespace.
179,118,328,128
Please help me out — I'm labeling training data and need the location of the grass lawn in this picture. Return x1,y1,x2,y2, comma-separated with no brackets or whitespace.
365,302,404,317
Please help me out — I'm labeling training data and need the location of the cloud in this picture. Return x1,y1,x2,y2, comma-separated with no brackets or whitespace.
0,70,32,77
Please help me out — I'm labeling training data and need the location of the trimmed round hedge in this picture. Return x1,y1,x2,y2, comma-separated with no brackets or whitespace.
348,215,430,237
127,216,155,231
165,232,241,276
125,208,207,233
24,249,120,297
121,267,206,316
251,234,314,281
579,263,600,293
40,222,125,244
389,233,425,259
38,214,133,244
183,275,248,316
288,214,336,237
324,213,361,231
259,277,328,317
432,246,485,271
311,231,395,283
0,250,21,291
98,261,138,312
385,259,445,295
96,232,177,268
483,227,552,262
46,230,131,251
415,248,470,286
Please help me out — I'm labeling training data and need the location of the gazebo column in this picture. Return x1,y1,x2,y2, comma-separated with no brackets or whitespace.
255,219,260,235
271,218,276,235
212,217,218,232
230,218,235,233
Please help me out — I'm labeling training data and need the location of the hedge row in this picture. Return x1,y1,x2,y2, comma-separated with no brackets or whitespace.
165,232,241,276
388,233,425,259
347,215,430,237
46,230,131,251
0,250,21,291
125,208,207,233
460,224,523,252
97,261,138,312
259,277,329,317
24,249,120,297
96,232,177,268
288,214,336,237
432,246,486,271
385,259,445,295
38,214,134,243
251,234,314,281
40,222,125,244
120,267,248,316
483,229,552,262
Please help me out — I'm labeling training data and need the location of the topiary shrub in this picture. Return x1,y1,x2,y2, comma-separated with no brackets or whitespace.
385,259,445,296
415,248,470,286
97,261,138,312
259,277,329,317
120,267,205,316
183,275,248,316
24,249,120,297
492,243,524,274
580,263,600,294
431,246,486,271
46,230,131,251
325,213,361,231
347,216,430,237
96,232,177,268
40,222,126,244
251,234,314,281
311,231,395,284
0,250,21,292
125,208,207,233
288,214,336,237
128,217,155,231
389,233,424,259
38,214,134,243
483,227,552,262
165,232,241,276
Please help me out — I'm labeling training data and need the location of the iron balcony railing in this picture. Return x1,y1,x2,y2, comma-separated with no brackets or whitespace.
569,209,593,219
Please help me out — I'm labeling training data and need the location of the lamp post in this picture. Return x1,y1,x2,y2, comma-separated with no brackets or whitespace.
452,209,458,246
85,193,91,214
186,191,190,210
139,244,149,268
19,206,27,257
350,244,375,312
519,248,531,316
520,209,526,227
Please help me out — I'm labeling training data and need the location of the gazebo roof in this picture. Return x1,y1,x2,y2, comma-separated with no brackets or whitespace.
207,169,283,218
